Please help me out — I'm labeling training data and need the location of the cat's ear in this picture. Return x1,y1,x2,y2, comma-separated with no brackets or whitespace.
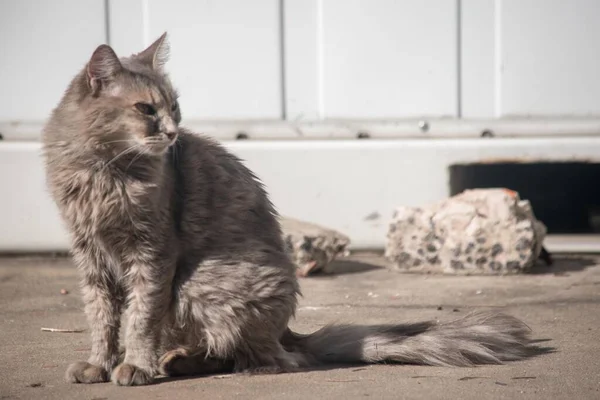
136,32,170,71
87,44,122,93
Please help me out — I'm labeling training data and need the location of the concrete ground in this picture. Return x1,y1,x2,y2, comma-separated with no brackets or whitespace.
1,252,599,400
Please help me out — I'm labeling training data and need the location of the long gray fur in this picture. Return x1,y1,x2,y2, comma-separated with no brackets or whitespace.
42,33,536,387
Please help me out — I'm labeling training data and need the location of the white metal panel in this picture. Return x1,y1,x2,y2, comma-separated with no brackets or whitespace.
109,0,283,120
3,137,600,251
0,0,106,122
0,143,67,250
107,0,145,56
319,0,458,118
283,0,321,120
6,118,600,142
460,0,495,118
246,138,600,248
500,0,600,117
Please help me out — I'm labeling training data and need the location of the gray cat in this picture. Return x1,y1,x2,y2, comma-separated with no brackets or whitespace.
42,33,535,387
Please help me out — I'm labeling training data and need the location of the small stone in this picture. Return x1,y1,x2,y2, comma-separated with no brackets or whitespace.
506,261,521,270
453,308,460,312
476,257,488,266
437,306,443,311
491,244,504,257
398,251,411,263
515,238,531,251
384,189,546,275
465,243,475,254
426,255,440,264
452,247,462,257
60,288,69,295
490,261,503,271
280,217,350,277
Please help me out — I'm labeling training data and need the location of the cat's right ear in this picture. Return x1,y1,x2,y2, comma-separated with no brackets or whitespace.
87,44,122,94
135,32,170,71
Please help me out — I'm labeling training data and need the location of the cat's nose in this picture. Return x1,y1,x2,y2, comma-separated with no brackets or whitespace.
161,117,178,141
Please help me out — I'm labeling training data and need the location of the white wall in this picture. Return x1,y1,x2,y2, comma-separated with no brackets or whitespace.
461,0,600,119
285,0,459,120
2,0,600,251
3,138,600,251
0,0,107,121
110,0,283,119
2,0,600,131
285,0,600,121
500,0,600,117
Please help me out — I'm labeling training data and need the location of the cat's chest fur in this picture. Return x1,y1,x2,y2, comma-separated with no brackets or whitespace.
53,161,170,261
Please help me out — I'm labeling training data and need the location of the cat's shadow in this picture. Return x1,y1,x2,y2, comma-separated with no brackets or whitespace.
153,343,555,385
152,363,376,385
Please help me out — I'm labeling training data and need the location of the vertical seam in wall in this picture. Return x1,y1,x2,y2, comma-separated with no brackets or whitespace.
142,0,150,47
494,0,502,117
104,0,111,45
316,0,324,119
456,0,462,118
279,0,287,120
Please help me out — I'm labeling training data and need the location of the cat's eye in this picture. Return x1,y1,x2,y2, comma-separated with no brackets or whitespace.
134,103,157,116
171,102,179,112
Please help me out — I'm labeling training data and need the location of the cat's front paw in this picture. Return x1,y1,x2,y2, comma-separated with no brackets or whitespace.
65,361,109,384
111,363,154,386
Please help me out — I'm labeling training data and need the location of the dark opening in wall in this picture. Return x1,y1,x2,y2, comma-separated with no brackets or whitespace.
449,162,600,234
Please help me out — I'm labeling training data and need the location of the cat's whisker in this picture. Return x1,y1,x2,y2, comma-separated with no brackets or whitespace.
126,147,149,171
101,139,137,146
101,145,140,172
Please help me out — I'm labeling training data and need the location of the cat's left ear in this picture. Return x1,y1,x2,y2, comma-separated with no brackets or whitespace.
136,32,170,71
87,44,122,94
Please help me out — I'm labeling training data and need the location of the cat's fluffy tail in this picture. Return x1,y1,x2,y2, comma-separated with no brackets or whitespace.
282,312,532,367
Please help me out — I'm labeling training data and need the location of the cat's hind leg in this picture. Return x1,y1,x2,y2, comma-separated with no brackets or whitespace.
173,256,300,375
158,348,234,377
232,341,308,375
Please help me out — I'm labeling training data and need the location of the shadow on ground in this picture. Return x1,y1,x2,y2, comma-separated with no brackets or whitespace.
317,254,598,278
153,343,555,387
319,259,385,276
528,255,597,275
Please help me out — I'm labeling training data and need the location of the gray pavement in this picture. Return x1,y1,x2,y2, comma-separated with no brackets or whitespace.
1,252,599,399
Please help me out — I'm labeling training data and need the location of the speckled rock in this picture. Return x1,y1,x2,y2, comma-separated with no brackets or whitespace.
280,217,351,277
385,189,547,274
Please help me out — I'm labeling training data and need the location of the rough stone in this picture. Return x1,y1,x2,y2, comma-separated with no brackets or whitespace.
385,189,547,274
280,217,351,277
